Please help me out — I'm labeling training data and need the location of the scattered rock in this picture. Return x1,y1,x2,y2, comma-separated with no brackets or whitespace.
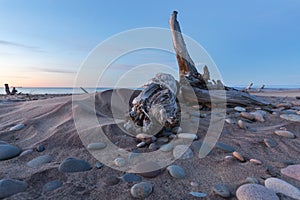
276,103,291,109
281,164,300,181
157,137,169,143
87,142,106,150
148,143,159,150
172,126,182,134
132,161,161,178
251,110,266,122
236,183,279,200
0,178,28,198
114,157,126,167
232,151,245,162
177,133,198,140
191,141,203,153
27,155,52,168
265,165,280,177
237,120,245,129
162,131,173,137
265,177,300,199
136,134,156,144
130,182,153,199
245,177,259,184
189,191,207,198
215,142,235,153
263,139,278,148
173,145,194,160
120,173,142,183
225,118,233,124
159,143,174,152
0,144,21,161
240,112,255,121
9,124,25,131
103,175,120,186
59,157,92,173
95,162,104,169
280,114,300,122
213,184,230,198
190,181,199,187
234,106,246,112
43,180,63,192
274,130,296,138
249,158,262,165
167,165,186,179
36,144,45,152
19,149,33,157
136,141,146,148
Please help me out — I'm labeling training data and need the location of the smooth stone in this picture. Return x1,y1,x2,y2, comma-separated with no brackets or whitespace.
225,118,234,124
281,164,300,181
27,155,52,168
172,126,182,134
120,173,142,183
249,158,262,165
43,180,63,192
0,178,28,198
103,175,120,186
36,144,45,152
132,161,161,178
263,139,278,148
177,133,198,140
236,184,279,200
167,165,186,179
282,109,298,114
237,120,245,129
136,134,156,143
280,114,300,122
189,191,207,198
215,142,235,153
136,141,146,148
159,143,174,152
87,142,106,150
148,143,159,150
213,184,230,198
232,151,245,162
274,130,296,138
130,182,153,198
173,145,194,160
251,110,266,122
240,112,255,121
156,137,169,143
245,177,259,184
95,162,104,169
276,103,291,108
0,144,21,161
9,123,25,131
19,149,33,157
0,141,7,145
190,181,199,187
59,157,92,173
162,131,173,137
191,141,203,153
265,177,300,199
234,106,246,112
114,157,126,167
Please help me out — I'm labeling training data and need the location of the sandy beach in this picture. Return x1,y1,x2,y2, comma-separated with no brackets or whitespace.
0,89,299,199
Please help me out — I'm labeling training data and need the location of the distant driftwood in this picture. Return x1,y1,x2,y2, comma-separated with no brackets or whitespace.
4,84,18,95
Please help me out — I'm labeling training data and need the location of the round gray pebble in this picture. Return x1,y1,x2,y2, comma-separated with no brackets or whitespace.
189,191,207,198
0,178,28,198
130,182,153,198
59,157,91,173
167,165,186,179
213,184,230,198
114,157,126,167
120,173,142,183
36,145,45,152
159,143,174,152
43,180,63,192
27,155,52,168
236,183,279,200
245,177,259,184
95,162,104,169
9,124,25,131
0,144,21,161
215,142,235,153
103,175,120,186
87,142,106,150
173,145,194,160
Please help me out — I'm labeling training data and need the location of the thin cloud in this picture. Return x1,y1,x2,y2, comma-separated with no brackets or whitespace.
0,75,29,79
0,40,45,52
32,67,76,74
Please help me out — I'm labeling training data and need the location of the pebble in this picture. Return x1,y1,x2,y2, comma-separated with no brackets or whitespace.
280,114,300,122
0,144,22,161
232,151,245,162
0,178,28,198
95,162,104,169
159,143,174,152
225,118,233,124
114,157,126,167
9,123,25,131
281,164,300,181
130,182,153,198
43,180,63,192
173,145,194,160
136,133,156,144
251,110,266,122
191,141,203,153
136,141,146,148
276,102,291,108
234,106,246,112
162,131,173,137
213,184,230,198
245,177,259,184
263,138,278,148
36,144,45,152
249,158,262,165
274,130,296,139
236,183,279,200
59,157,92,173
190,181,199,187
177,133,198,140
103,175,120,186
120,173,142,183
215,142,235,153
265,177,300,199
19,149,33,157
27,155,52,168
87,142,106,150
240,112,255,121
167,165,186,179
157,137,169,143
132,161,161,178
148,143,159,150
172,126,182,134
237,120,245,129
189,191,207,198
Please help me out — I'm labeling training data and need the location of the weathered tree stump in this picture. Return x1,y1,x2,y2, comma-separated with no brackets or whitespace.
4,84,11,95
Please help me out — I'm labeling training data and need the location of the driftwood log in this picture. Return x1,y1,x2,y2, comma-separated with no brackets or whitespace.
125,11,270,135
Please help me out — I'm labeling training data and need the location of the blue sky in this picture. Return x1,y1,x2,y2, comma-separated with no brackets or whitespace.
0,0,300,87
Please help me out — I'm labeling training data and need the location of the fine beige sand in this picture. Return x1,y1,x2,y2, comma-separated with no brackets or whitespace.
0,89,300,199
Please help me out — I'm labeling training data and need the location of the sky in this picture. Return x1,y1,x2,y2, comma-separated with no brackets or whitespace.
0,0,300,88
